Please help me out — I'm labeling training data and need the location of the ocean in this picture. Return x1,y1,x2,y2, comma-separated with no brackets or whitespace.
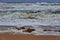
0,3,60,36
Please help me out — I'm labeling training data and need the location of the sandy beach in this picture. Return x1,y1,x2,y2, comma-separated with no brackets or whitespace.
0,33,59,40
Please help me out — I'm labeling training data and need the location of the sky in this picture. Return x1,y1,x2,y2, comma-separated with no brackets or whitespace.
0,0,60,2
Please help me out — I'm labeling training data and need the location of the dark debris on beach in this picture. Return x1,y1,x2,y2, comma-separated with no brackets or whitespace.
16,25,35,33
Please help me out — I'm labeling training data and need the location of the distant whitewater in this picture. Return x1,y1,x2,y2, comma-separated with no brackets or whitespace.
0,3,60,36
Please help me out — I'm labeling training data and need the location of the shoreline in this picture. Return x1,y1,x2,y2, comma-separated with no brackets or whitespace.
0,25,60,36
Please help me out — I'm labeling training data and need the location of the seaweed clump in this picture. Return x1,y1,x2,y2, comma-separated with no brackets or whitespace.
23,28,35,33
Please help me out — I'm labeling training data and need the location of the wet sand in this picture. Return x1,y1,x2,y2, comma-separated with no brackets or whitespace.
0,33,60,40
